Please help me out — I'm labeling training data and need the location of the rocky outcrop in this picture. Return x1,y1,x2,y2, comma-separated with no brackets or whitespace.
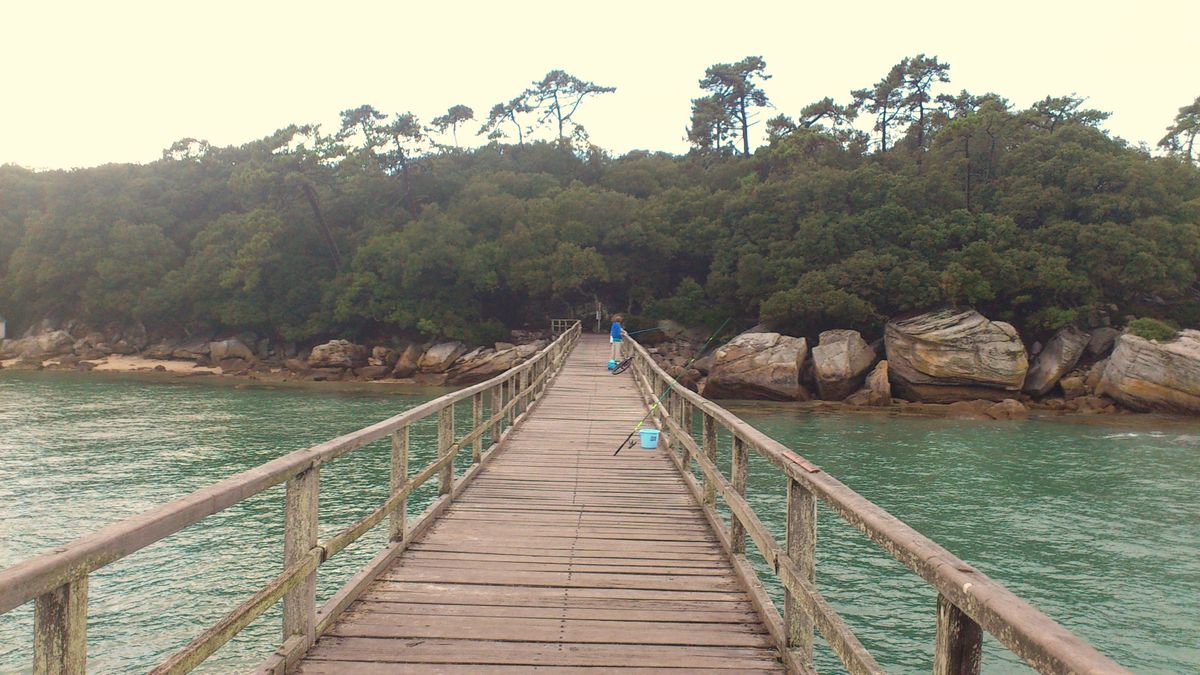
1097,331,1200,413
1087,327,1121,358
210,338,255,363
703,332,809,401
307,340,368,369
419,341,468,373
370,346,399,368
172,338,212,361
355,365,392,380
446,348,518,386
812,330,877,400
1023,326,1089,397
885,308,1028,402
391,344,423,378
845,361,891,406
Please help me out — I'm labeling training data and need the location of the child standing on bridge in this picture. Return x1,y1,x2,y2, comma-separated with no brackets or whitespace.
610,314,624,361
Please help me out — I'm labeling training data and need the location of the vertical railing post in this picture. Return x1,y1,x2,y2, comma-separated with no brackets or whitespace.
679,401,693,469
935,594,983,675
389,427,409,542
33,577,88,674
438,404,455,496
472,392,483,463
491,383,503,444
702,414,717,507
730,436,747,554
283,465,319,647
785,477,817,666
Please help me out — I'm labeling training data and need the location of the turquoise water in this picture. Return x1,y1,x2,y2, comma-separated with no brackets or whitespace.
0,372,1197,673
722,405,1200,674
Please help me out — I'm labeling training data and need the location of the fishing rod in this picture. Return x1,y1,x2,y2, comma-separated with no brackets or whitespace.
613,317,731,456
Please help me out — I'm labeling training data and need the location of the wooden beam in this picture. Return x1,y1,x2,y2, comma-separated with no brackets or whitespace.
935,593,983,675
33,577,87,674
283,466,319,647
438,405,454,497
702,414,717,507
786,478,817,667
730,436,748,555
389,428,408,543
472,392,484,463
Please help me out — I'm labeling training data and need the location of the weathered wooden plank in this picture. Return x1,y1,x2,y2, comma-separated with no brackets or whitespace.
935,593,983,675
388,427,408,542
283,466,318,647
786,477,817,666
33,577,87,675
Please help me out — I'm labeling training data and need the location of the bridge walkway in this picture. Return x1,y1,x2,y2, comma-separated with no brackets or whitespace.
295,334,784,672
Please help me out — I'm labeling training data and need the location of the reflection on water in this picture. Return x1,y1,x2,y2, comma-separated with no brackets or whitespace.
0,372,1197,673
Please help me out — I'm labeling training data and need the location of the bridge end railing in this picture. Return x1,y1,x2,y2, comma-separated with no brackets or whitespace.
623,332,1129,675
0,321,582,674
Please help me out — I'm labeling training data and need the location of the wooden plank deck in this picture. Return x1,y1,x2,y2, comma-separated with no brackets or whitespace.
295,334,784,673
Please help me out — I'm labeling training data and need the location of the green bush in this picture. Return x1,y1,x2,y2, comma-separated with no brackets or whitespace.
1126,317,1178,341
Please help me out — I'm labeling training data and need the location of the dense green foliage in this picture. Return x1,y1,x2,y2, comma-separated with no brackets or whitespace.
2,60,1199,347
1126,317,1179,341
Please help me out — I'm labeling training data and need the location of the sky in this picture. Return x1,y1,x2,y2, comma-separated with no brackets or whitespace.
2,0,1196,170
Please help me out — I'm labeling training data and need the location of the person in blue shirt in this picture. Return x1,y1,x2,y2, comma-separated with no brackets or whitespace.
610,314,624,361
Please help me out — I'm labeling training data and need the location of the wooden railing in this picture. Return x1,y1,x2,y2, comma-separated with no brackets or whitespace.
0,321,582,674
623,334,1128,675
550,318,576,336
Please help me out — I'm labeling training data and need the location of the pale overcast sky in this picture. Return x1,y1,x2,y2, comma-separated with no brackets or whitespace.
2,0,1196,169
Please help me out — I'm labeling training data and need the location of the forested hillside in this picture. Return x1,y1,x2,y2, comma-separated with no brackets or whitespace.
2,57,1199,347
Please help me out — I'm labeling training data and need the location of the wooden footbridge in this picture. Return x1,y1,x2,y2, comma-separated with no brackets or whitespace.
1,322,1128,673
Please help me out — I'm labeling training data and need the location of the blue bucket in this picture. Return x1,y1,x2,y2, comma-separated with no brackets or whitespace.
607,359,617,371
639,428,660,449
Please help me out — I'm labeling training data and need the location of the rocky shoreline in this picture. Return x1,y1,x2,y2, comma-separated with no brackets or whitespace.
4,308,1200,420
640,308,1200,419
0,321,551,388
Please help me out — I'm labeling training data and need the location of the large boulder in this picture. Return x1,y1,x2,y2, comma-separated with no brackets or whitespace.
885,308,1028,402
419,341,468,373
210,338,256,363
307,340,368,369
143,339,180,359
391,344,424,378
812,330,877,400
1097,330,1200,413
1023,325,1089,397
172,338,212,361
845,360,892,407
369,346,399,368
18,330,75,359
703,332,810,401
446,348,521,386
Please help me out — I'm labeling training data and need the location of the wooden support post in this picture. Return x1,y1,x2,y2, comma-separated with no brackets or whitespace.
679,401,692,469
491,384,503,443
283,466,318,647
438,405,455,496
33,576,88,674
702,414,717,506
785,477,817,666
730,435,748,554
472,392,483,463
389,427,409,542
935,593,983,675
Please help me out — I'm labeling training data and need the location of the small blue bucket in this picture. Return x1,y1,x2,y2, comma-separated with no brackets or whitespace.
639,428,660,449
607,359,617,370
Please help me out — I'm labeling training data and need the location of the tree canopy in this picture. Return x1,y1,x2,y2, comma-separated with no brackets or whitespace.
2,59,1198,350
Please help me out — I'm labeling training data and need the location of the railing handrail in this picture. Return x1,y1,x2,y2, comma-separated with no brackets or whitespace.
624,333,1128,675
0,323,581,667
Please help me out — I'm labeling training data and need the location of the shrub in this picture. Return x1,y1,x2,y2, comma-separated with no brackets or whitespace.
1126,317,1178,341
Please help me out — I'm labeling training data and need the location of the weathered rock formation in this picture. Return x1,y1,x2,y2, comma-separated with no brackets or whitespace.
419,341,468,373
703,332,809,401
210,338,256,363
885,309,1028,402
1097,331,1200,413
307,340,368,369
1023,325,1089,397
391,344,423,378
845,360,891,406
812,330,877,400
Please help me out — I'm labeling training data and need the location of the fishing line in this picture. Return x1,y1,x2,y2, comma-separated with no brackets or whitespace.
613,317,731,456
